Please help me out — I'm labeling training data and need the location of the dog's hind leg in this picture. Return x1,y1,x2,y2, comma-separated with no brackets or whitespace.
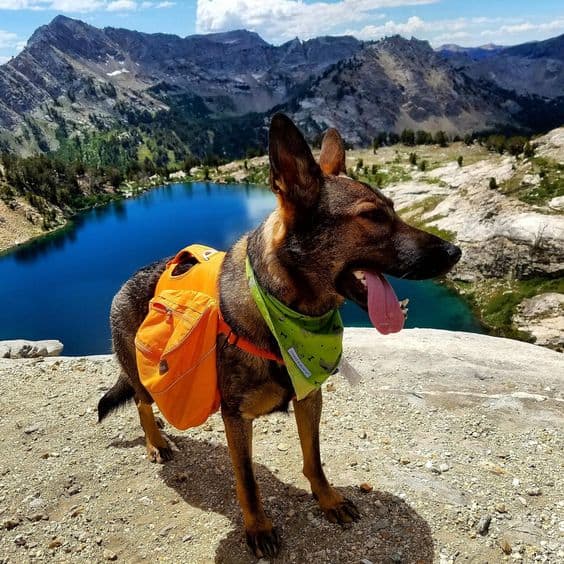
222,411,280,558
293,389,360,525
136,399,173,464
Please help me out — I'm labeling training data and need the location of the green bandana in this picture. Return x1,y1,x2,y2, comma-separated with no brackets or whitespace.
246,256,343,400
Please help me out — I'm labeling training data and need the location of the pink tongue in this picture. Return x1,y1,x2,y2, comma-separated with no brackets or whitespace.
365,271,405,335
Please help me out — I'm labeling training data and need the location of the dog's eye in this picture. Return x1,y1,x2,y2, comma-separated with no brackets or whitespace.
360,208,388,223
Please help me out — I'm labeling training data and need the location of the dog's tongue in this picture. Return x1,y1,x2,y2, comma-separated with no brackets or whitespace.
365,271,405,334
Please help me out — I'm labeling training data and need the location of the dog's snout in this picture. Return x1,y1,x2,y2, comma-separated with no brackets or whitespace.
446,244,462,264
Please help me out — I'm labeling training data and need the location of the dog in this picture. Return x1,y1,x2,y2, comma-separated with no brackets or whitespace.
98,113,461,558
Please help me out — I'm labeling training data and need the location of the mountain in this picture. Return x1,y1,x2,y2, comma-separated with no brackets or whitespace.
0,15,361,154
287,36,522,144
0,16,563,158
437,43,504,60
439,34,564,98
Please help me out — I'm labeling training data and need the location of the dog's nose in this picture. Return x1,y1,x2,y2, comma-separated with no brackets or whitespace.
446,244,462,264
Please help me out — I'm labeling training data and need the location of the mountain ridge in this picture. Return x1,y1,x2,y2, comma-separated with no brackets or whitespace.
0,17,563,158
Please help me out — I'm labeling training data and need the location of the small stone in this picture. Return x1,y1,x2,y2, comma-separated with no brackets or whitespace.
526,488,541,496
48,537,62,549
67,485,81,496
359,431,367,439
500,538,513,554
495,503,507,513
158,524,174,537
326,382,336,392
361,559,374,564
14,535,26,547
2,518,20,530
182,534,192,542
24,424,40,434
359,482,373,493
277,443,289,452
439,463,450,473
69,506,83,517
103,549,118,561
512,478,520,487
28,512,49,522
399,457,410,465
477,515,492,535
374,518,390,530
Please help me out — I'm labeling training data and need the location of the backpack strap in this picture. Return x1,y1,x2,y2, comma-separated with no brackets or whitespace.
218,313,284,364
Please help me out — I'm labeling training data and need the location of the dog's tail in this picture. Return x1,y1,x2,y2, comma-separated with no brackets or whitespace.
97,374,135,422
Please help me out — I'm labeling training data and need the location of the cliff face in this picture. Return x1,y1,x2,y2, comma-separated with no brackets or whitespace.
0,328,561,562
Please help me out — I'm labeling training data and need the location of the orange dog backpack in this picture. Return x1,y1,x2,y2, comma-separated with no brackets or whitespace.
135,244,224,430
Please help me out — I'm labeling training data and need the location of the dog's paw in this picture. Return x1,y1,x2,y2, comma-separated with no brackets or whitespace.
146,444,174,464
246,526,280,558
322,498,361,525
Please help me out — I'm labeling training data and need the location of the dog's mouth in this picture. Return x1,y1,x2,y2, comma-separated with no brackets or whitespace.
336,267,406,335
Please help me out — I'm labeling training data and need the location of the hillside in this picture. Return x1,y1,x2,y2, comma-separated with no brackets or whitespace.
440,33,564,99
1,17,564,159
287,36,518,144
0,329,562,562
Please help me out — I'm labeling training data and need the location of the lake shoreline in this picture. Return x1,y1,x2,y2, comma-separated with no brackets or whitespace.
0,177,519,346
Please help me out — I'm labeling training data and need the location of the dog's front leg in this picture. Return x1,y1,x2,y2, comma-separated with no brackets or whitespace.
222,411,280,558
293,389,360,524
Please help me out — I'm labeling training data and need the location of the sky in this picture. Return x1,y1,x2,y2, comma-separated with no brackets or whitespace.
1,0,563,64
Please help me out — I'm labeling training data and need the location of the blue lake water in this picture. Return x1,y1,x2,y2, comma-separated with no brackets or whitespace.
0,182,483,355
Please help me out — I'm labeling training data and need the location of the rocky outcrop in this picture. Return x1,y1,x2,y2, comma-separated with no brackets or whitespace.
513,293,564,350
0,339,63,358
425,158,563,280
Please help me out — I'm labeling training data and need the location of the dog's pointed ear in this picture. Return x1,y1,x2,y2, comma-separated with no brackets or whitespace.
269,113,321,214
319,128,346,175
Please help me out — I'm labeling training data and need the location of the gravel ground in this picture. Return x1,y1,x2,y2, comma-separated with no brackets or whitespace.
0,328,562,563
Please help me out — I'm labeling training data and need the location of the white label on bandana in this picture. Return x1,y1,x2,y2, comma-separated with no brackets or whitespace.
287,347,312,378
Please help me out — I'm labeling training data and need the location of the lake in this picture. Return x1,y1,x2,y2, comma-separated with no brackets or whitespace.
0,182,483,355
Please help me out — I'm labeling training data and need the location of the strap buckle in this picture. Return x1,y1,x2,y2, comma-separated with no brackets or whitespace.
226,330,239,347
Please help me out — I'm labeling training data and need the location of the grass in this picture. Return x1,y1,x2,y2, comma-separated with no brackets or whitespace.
397,196,455,242
501,156,564,206
450,277,564,343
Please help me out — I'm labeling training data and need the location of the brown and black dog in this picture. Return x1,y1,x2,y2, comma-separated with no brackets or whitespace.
98,113,461,558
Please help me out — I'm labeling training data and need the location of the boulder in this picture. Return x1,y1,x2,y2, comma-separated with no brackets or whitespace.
0,339,64,359
513,293,564,350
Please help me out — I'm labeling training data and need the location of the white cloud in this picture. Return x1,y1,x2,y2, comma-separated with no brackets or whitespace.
196,0,438,44
107,0,136,11
196,1,564,46
482,18,564,37
348,15,564,46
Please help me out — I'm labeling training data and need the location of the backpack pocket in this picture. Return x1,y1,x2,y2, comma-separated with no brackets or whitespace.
135,289,221,430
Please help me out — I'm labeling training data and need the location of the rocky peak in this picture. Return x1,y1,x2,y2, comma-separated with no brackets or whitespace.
27,15,119,61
